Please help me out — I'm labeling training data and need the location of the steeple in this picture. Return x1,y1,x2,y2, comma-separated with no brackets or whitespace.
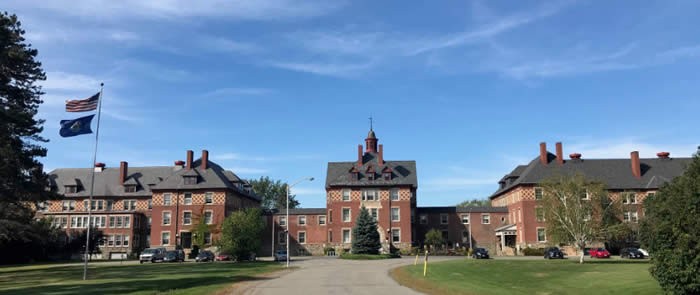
365,116,378,153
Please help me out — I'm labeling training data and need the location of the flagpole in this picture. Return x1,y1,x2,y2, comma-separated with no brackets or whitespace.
83,83,104,281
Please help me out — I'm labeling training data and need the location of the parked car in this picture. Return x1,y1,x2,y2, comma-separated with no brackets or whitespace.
195,250,215,262
215,253,233,261
472,248,490,259
544,247,565,259
274,250,287,262
638,248,650,258
620,248,644,259
588,248,611,258
163,250,184,262
139,247,166,264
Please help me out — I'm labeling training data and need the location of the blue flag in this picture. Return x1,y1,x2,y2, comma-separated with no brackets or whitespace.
59,115,95,137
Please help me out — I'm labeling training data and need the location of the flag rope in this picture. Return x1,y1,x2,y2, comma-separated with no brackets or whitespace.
83,82,104,281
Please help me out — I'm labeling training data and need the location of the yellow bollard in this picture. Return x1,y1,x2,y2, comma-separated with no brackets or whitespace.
423,250,428,277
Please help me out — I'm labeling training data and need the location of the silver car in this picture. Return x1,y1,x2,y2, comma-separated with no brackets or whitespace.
139,247,166,264
274,250,287,262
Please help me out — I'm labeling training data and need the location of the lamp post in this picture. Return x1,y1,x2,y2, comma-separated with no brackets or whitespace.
287,176,314,268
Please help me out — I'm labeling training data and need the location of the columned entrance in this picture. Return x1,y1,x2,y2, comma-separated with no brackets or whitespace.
495,224,517,255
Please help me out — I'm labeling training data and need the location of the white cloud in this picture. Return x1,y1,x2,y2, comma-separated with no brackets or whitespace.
109,31,141,42
229,167,269,174
199,37,260,54
204,87,273,98
266,60,375,77
42,72,102,92
657,44,700,62
565,138,698,159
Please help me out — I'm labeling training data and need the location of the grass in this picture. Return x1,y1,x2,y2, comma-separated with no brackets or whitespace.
0,261,284,295
339,253,401,260
391,259,662,295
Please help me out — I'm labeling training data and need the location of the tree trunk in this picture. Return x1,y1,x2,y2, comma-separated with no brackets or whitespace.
579,250,584,264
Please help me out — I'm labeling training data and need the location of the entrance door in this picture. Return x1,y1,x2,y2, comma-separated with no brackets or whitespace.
181,232,192,249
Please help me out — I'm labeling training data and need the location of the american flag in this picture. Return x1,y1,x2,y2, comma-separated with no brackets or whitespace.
65,92,99,112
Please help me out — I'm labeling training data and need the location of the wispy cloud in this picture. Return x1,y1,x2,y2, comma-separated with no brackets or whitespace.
657,44,700,62
198,36,260,54
203,87,273,98
42,72,103,92
565,138,698,159
228,167,269,174
266,60,375,77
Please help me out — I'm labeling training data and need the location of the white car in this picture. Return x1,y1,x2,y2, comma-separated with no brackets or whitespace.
638,248,650,258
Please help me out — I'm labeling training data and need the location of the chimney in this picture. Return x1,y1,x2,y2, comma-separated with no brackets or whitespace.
201,150,209,170
174,160,185,171
539,142,548,165
555,142,564,165
657,152,670,159
119,161,128,185
378,144,384,166
357,144,363,166
94,162,105,172
630,151,641,179
186,150,194,170
569,153,582,160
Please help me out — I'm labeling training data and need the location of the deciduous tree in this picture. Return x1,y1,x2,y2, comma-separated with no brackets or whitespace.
457,199,491,207
217,208,265,260
424,229,444,251
248,176,300,210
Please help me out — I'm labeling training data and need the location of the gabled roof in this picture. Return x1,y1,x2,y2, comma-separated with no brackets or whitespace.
49,166,174,197
490,153,693,199
326,152,417,188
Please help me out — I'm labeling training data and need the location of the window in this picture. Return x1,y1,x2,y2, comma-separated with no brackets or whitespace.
116,216,124,227
37,201,49,212
184,176,197,185
109,216,115,228
65,185,77,193
482,214,491,224
518,208,521,223
124,185,136,193
362,189,378,201
147,199,152,209
328,231,333,242
184,193,192,205
318,215,326,225
383,172,391,180
279,216,286,226
391,208,400,221
342,208,351,222
204,211,213,224
163,212,171,225
624,212,639,223
390,188,399,201
535,207,545,222
278,232,286,245
148,217,152,227
205,192,213,204
580,190,590,200
183,212,192,225
298,215,306,226
115,235,122,247
419,214,428,224
163,193,172,206
534,187,543,200
623,193,637,204
106,200,113,211
298,232,306,244
123,200,136,211
124,216,130,228
108,235,114,246
537,228,546,242
342,229,351,243
461,214,469,224
62,200,75,211
342,189,350,201
370,208,378,221
161,232,170,245
440,213,448,224
123,235,130,247
647,192,655,199
204,232,212,244
329,210,333,223
391,229,400,243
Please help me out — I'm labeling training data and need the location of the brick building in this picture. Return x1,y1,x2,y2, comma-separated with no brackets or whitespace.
489,142,692,255
40,150,259,259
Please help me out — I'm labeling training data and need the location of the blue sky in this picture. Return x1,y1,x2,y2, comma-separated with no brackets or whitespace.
6,0,700,208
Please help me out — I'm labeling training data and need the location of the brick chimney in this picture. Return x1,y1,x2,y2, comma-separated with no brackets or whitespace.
657,152,670,159
186,150,194,170
555,142,564,165
539,142,548,165
119,161,128,185
94,162,105,172
201,150,209,170
569,153,582,160
174,160,185,171
630,151,641,179
378,144,384,166
357,144,363,167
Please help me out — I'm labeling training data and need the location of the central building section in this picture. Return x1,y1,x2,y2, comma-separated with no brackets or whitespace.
325,128,417,251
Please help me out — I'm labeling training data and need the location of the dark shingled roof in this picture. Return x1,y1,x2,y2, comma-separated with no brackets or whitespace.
490,153,692,199
272,208,327,215
49,159,260,201
417,206,508,214
326,152,417,188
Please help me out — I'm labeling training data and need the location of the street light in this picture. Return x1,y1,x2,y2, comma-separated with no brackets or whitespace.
287,176,314,268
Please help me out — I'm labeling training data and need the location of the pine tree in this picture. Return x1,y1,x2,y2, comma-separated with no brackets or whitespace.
351,207,381,254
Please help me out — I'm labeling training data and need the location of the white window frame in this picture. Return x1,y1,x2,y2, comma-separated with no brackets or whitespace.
342,228,351,243
204,210,213,224
123,200,136,211
298,215,306,226
534,187,543,200
391,229,400,243
391,207,400,222
482,214,491,224
535,207,545,222
184,192,193,205
390,188,400,201
163,211,171,225
341,189,351,201
342,208,351,222
440,213,448,225
163,193,172,206
183,211,192,225
161,231,170,246
362,189,378,201
461,214,469,224
623,192,637,204
318,215,326,225
370,208,378,221
298,231,306,244
205,192,213,204
536,227,546,243
278,216,287,226
204,232,212,244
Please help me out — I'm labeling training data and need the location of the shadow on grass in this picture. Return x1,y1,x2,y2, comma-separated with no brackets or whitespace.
0,275,271,295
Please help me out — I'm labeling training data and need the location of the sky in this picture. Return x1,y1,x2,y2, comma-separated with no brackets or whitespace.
5,0,700,208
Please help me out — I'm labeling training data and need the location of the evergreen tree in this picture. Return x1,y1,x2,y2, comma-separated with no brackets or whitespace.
351,207,381,254
640,149,700,294
0,12,57,264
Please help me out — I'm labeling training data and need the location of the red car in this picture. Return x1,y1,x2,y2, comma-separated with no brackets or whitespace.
588,248,611,258
215,253,233,261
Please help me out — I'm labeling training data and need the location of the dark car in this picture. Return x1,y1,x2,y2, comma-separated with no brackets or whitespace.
544,247,565,259
163,250,183,262
472,248,490,259
195,250,215,262
620,248,644,259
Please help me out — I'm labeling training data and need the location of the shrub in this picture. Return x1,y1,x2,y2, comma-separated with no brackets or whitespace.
523,247,546,256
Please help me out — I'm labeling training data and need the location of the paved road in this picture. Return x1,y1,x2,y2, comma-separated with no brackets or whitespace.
238,256,462,295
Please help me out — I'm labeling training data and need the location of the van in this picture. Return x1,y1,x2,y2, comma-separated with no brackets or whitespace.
139,247,167,264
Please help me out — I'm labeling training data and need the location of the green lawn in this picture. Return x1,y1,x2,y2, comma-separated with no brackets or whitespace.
0,261,284,295
391,259,662,295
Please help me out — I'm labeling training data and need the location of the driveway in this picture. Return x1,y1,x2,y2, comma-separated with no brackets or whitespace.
238,256,462,295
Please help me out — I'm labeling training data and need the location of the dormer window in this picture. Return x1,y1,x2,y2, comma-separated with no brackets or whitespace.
366,166,375,181
184,176,197,185
367,173,375,181
124,185,137,193
349,166,360,181
65,185,78,194
383,172,391,180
